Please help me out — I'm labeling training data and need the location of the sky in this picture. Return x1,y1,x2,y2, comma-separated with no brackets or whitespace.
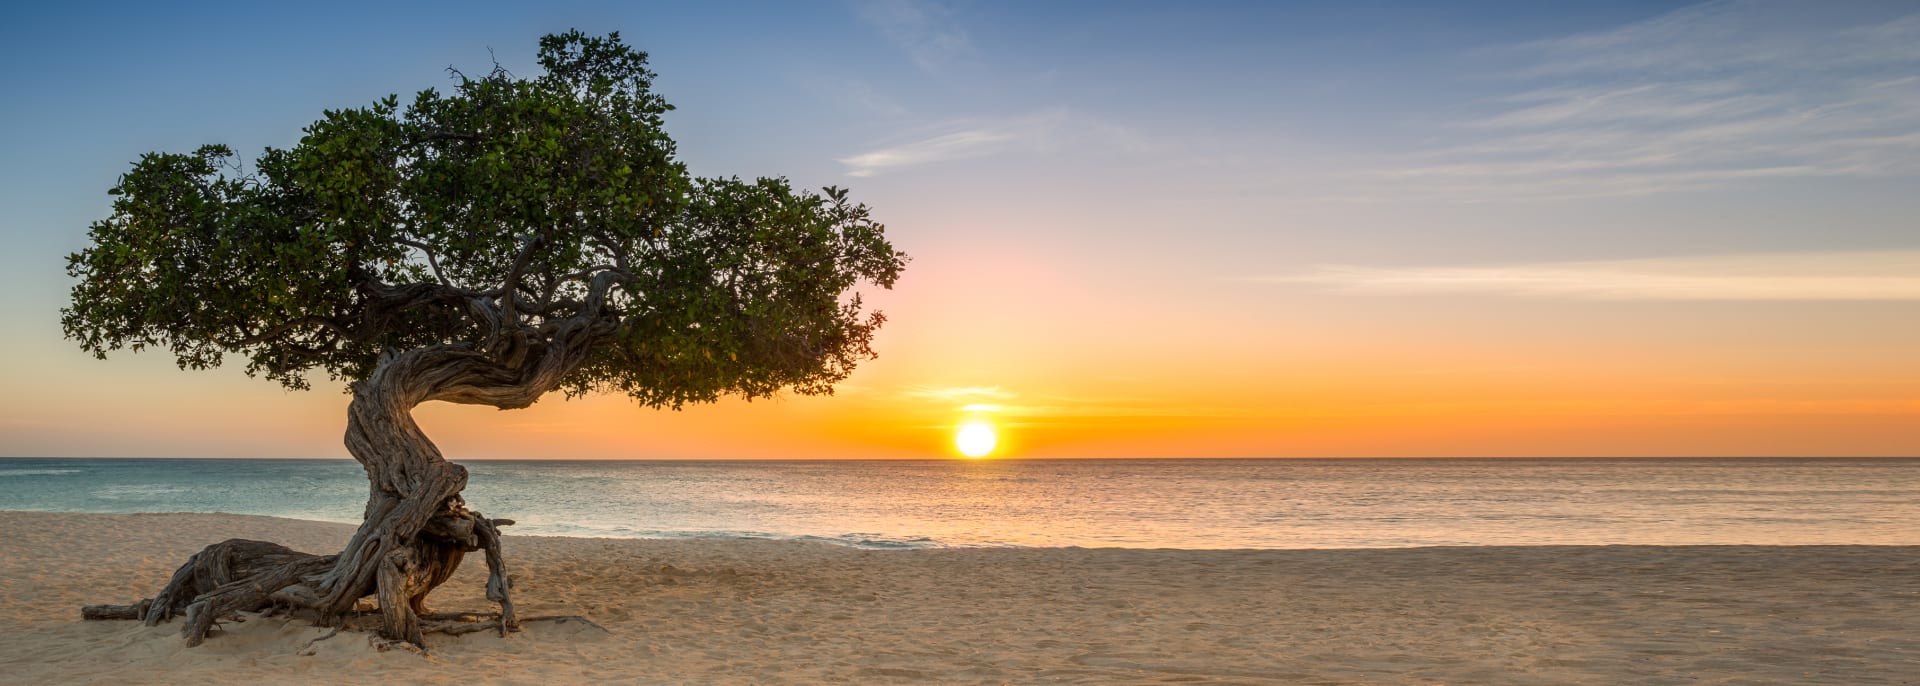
1,0,1917,459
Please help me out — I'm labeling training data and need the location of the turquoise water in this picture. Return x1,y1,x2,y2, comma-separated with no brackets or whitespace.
1,458,1915,549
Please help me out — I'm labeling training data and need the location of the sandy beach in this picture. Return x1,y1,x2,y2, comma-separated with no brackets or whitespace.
1,511,1915,684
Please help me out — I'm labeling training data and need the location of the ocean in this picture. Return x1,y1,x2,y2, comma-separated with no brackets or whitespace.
0,457,1914,549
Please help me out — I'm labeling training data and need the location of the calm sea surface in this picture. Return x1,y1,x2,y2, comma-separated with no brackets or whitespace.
0,458,1913,549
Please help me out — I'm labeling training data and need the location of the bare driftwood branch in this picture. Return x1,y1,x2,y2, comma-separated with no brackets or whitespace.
81,599,150,621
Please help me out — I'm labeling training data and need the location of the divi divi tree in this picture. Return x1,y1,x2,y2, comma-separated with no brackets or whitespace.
62,31,905,649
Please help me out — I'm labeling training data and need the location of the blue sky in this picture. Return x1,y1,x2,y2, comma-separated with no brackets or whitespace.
3,1,1918,458
8,1,1915,277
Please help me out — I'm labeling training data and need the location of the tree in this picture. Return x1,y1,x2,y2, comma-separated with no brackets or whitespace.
63,31,905,650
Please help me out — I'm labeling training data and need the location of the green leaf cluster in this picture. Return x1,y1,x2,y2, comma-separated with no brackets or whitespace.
64,31,906,407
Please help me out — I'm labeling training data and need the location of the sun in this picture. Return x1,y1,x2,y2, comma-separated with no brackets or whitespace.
954,420,997,458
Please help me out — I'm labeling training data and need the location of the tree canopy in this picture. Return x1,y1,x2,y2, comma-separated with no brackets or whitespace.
63,30,906,409
62,31,908,650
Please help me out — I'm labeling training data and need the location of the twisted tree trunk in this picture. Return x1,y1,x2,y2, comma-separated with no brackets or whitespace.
82,280,618,649
80,331,605,649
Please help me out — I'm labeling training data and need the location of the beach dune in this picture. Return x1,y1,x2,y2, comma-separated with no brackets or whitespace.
2,511,1916,684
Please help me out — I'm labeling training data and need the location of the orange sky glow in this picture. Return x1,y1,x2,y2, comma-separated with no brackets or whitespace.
5,236,1914,459
2,3,1918,459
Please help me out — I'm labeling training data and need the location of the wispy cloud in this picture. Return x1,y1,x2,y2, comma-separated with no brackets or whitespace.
1363,2,1920,201
854,0,973,73
1511,2,1920,77
985,403,1253,421
1261,250,1920,301
904,385,1013,401
839,127,1018,177
838,110,1168,177
903,388,1248,426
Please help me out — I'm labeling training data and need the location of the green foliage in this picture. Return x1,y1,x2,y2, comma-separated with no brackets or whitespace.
64,31,906,407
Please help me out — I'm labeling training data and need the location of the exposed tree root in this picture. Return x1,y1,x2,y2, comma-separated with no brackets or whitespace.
81,341,607,652
298,627,342,655
419,612,609,637
81,503,535,653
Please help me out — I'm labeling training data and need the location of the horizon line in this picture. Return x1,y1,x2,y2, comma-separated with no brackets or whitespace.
4,455,1917,461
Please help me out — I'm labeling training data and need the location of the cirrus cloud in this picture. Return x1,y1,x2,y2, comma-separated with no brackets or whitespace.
1258,250,1920,301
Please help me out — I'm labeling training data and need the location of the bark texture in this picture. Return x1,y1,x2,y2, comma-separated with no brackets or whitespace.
80,326,605,649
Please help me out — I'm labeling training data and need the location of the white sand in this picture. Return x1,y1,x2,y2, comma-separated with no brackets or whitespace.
2,511,1917,684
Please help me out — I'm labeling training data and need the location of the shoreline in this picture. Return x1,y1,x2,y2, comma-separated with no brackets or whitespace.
11,508,1920,551
9,458,1917,550
4,511,1918,683
11,509,1920,552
